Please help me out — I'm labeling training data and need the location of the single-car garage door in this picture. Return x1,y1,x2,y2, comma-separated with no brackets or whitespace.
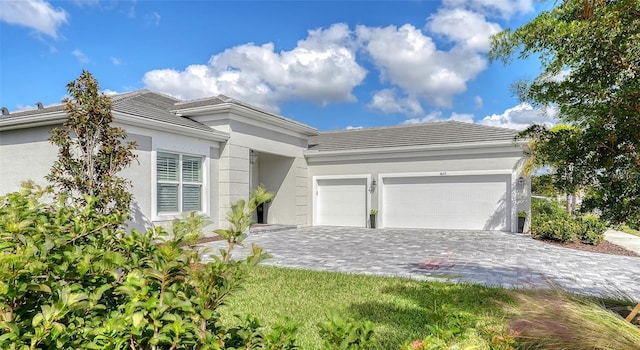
315,178,367,227
381,175,510,230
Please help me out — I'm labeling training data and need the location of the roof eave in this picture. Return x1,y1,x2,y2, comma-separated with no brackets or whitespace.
305,139,525,160
172,103,319,137
0,111,230,143
0,111,67,131
113,111,229,142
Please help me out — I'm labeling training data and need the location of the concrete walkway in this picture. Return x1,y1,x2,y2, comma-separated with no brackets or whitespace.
200,227,640,300
605,229,640,255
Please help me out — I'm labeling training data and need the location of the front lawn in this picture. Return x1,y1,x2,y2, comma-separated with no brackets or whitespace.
220,266,640,349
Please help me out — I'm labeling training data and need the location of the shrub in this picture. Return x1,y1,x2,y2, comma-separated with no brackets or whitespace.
531,199,580,242
0,183,280,349
579,214,607,245
531,198,607,245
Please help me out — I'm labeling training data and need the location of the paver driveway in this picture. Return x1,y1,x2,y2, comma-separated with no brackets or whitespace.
200,227,640,300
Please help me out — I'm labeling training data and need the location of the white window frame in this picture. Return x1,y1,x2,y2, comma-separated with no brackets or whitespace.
156,151,205,216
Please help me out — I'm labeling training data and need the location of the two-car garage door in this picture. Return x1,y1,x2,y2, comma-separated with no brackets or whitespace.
381,175,510,231
314,174,510,230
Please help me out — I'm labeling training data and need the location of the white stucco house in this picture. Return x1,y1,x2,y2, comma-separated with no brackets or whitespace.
0,90,530,233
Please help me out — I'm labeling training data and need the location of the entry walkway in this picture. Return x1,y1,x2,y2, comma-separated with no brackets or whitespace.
200,227,640,300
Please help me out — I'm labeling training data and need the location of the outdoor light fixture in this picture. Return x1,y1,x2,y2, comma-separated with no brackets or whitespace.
369,179,377,193
249,150,258,164
517,177,525,186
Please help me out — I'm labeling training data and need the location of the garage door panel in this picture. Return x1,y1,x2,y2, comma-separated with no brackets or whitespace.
382,175,510,230
316,178,367,227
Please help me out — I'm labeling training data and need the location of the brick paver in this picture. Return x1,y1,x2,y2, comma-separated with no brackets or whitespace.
200,227,640,300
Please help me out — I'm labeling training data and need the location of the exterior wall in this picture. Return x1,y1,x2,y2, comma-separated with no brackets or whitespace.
195,115,309,227
306,150,527,232
0,125,58,194
0,123,222,234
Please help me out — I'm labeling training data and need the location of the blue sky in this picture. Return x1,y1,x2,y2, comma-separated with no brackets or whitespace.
0,0,558,131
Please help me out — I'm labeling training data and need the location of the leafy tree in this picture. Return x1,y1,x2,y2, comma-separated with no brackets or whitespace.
47,70,137,220
531,174,557,198
518,124,585,214
490,0,640,226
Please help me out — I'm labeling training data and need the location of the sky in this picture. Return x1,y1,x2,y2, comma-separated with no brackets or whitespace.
0,0,559,131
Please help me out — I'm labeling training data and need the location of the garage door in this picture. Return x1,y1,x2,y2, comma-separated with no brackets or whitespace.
381,175,510,230
315,178,367,227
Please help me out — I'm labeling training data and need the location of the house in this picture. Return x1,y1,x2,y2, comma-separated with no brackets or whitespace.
0,90,530,233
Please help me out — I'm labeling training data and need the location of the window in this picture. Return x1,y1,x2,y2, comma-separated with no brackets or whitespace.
157,152,203,214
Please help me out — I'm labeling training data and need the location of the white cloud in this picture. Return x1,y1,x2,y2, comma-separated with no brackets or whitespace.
403,111,474,124
0,0,68,38
144,23,366,112
478,103,558,130
427,8,501,51
474,95,483,109
111,56,122,65
102,89,120,96
345,125,363,130
369,89,423,115
72,49,90,64
358,23,489,109
443,0,534,19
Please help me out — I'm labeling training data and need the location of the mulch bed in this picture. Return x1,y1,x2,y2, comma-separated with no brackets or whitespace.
536,238,640,257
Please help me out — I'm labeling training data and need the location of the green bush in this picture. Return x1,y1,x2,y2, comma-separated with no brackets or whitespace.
531,198,607,245
0,183,282,349
579,214,607,245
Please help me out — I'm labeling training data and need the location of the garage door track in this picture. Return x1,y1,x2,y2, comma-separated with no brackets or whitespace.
200,227,640,300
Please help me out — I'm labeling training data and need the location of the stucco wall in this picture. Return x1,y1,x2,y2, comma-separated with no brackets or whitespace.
0,125,57,194
306,149,528,232
0,123,222,233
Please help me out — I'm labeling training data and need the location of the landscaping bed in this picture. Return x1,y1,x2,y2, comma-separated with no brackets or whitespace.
537,238,639,257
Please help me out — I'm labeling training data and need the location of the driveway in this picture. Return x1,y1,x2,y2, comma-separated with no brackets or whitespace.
200,227,640,300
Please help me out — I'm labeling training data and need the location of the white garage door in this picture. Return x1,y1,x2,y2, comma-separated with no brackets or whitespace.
315,178,367,227
381,175,510,230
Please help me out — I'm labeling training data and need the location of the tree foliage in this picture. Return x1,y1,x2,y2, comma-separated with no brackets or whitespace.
47,70,138,220
490,0,640,226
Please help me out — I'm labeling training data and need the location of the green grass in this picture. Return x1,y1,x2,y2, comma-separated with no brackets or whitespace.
620,225,640,237
220,266,514,349
219,266,640,349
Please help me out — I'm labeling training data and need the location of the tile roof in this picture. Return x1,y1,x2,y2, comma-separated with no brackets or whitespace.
1,90,211,132
111,90,212,132
308,121,519,152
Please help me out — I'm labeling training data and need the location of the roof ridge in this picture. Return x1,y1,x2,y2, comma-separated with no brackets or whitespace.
111,89,182,104
317,120,460,134
172,94,226,107
317,120,518,134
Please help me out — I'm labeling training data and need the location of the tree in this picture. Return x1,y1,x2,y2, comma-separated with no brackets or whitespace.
490,0,640,226
518,124,585,214
47,70,138,220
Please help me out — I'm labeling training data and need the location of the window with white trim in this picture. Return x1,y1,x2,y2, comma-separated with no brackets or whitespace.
157,152,203,214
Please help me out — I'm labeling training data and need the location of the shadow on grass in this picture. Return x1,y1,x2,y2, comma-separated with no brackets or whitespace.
346,281,514,348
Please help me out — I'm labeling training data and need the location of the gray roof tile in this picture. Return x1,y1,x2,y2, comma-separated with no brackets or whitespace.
308,121,519,151
1,90,212,132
